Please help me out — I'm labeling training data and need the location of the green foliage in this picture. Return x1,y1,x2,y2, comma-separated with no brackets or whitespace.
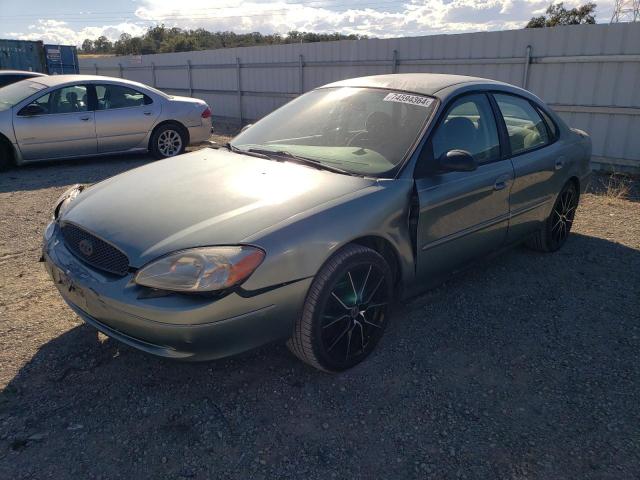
93,35,113,53
526,2,597,28
79,25,368,55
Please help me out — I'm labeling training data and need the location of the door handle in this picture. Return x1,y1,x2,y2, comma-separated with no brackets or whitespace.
555,158,565,170
143,111,152,116
493,175,510,191
79,116,90,121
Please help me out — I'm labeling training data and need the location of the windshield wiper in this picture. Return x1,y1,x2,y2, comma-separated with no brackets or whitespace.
224,142,271,159
246,148,356,176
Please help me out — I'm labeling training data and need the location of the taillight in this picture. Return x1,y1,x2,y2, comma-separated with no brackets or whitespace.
201,107,212,119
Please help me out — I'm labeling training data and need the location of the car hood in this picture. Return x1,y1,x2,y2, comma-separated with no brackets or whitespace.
62,149,375,267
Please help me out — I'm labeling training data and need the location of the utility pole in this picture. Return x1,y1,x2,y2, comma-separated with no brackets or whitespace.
611,0,640,22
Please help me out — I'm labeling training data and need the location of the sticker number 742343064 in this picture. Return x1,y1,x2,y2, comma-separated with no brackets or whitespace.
383,92,434,108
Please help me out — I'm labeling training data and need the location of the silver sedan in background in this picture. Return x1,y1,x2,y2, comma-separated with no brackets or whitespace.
0,75,212,169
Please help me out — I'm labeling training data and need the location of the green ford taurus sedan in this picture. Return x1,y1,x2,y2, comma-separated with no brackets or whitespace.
43,74,592,372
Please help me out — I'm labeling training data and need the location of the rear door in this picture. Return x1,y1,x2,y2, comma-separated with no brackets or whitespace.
491,93,564,243
414,93,514,284
13,84,96,160
93,84,161,153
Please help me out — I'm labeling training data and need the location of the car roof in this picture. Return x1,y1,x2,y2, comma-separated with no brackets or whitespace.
28,74,149,88
319,73,507,97
0,70,47,76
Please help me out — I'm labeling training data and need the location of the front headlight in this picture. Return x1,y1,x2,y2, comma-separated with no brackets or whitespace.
53,184,83,219
134,246,265,293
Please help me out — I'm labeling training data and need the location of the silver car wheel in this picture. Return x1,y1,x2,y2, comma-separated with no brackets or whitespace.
157,129,182,157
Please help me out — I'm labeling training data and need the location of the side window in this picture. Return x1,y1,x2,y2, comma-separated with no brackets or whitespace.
431,93,500,165
20,85,88,115
494,94,549,155
95,84,152,110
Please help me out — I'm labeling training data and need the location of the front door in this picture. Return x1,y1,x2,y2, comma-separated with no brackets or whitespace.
414,93,514,287
93,84,161,153
13,84,96,160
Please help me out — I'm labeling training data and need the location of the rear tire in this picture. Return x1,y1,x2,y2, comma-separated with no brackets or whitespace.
287,244,393,373
150,123,187,159
526,181,579,252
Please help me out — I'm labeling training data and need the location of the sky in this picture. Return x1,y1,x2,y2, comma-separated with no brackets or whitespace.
0,0,617,47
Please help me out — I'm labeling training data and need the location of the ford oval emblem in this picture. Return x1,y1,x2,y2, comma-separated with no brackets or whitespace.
78,239,94,257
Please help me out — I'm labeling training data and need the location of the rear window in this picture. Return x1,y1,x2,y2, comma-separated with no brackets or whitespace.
0,81,47,111
0,75,20,88
538,108,558,139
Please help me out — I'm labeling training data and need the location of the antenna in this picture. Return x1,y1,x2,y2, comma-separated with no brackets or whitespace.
610,0,640,22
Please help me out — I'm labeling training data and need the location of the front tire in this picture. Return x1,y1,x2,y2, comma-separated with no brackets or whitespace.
526,181,579,252
150,123,187,159
287,244,393,372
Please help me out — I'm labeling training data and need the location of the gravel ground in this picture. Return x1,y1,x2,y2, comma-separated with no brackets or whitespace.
0,146,639,479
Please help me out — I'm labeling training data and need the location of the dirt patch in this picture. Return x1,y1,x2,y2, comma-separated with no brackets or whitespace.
0,157,638,479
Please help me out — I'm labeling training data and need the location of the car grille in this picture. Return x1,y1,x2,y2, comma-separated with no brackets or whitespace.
61,223,130,276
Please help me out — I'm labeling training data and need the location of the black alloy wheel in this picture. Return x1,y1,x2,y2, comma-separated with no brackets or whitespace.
288,244,393,372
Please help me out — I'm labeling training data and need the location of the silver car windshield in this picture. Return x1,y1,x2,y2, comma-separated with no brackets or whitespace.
0,81,47,111
231,87,436,177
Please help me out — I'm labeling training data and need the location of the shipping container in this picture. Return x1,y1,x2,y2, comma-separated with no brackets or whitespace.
43,44,79,74
0,39,46,72
0,39,79,74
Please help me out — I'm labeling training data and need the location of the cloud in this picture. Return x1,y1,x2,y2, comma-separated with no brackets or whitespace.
4,0,617,46
5,19,146,46
134,0,616,37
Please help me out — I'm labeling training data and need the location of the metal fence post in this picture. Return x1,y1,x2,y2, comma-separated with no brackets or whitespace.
299,54,304,94
236,57,243,125
391,50,399,74
118,63,123,78
94,63,98,75
522,45,532,89
187,60,193,97
151,62,157,87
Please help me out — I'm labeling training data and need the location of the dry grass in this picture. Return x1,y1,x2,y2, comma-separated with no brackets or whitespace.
604,174,633,199
588,172,639,203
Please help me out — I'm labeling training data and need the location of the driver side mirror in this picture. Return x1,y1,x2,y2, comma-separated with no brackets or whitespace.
438,149,477,172
18,104,46,117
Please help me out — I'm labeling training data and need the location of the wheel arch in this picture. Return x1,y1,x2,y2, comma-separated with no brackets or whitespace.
568,175,580,196
148,120,190,150
0,132,17,167
349,235,403,294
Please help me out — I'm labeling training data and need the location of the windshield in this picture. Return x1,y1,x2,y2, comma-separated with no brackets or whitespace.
231,87,436,177
0,81,47,112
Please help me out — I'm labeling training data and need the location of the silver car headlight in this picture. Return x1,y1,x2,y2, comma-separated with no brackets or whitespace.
53,184,83,219
134,246,265,293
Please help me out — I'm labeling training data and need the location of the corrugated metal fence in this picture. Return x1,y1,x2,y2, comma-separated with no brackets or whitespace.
80,23,640,172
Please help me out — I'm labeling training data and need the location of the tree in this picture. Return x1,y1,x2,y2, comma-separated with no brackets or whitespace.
526,2,597,28
93,35,113,54
114,33,133,55
80,39,94,53
77,27,370,56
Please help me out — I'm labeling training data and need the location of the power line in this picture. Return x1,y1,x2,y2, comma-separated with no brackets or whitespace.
610,0,640,22
0,0,410,20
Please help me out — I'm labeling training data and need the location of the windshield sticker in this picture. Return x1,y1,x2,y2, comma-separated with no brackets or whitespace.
383,92,434,108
